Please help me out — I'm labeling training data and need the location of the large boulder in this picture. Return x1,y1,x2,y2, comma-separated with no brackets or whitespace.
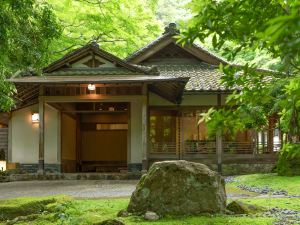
127,160,226,215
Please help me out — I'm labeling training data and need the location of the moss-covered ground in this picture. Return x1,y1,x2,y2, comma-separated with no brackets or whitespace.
0,173,299,225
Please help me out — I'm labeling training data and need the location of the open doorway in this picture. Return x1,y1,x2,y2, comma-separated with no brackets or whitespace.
60,102,129,172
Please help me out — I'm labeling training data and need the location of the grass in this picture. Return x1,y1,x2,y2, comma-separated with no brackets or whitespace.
229,173,300,195
0,197,274,225
0,173,299,224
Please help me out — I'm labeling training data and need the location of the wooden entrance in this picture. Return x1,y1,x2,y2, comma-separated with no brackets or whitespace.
60,102,129,172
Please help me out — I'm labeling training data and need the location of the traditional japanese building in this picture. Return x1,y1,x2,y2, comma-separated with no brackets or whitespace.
4,23,278,174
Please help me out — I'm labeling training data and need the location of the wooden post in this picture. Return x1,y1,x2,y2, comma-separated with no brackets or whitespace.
216,129,222,173
75,115,81,172
38,97,45,174
252,130,257,156
179,112,184,160
267,117,274,152
261,131,265,153
142,84,148,170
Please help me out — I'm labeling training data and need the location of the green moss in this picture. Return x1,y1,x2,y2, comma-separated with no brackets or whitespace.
0,197,275,225
0,196,71,221
227,201,266,214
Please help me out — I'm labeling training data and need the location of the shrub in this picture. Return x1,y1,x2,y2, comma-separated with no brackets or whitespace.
277,143,300,176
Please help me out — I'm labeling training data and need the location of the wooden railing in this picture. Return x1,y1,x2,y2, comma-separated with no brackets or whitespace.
149,142,177,154
223,142,253,154
184,141,216,154
149,141,257,155
256,141,281,154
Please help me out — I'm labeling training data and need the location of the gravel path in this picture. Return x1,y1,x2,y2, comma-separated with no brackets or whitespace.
0,180,138,200
0,179,299,201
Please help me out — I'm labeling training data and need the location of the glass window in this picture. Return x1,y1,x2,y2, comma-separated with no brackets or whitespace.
150,110,177,145
182,110,210,142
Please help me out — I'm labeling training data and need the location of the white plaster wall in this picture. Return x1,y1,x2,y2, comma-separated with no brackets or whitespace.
11,104,39,163
45,105,59,164
149,92,219,106
149,92,176,106
181,94,218,106
11,104,59,164
129,100,144,164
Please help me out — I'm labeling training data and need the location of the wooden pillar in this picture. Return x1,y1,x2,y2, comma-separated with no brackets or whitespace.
75,115,81,172
38,97,45,173
216,130,222,173
179,112,184,160
216,94,223,173
252,130,257,156
142,84,148,170
267,118,274,152
261,131,265,153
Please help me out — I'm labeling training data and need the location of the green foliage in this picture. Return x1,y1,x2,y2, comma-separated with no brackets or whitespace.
0,0,62,111
199,108,244,139
182,0,300,71
278,78,300,138
277,143,300,176
182,0,300,141
154,0,191,25
48,0,162,60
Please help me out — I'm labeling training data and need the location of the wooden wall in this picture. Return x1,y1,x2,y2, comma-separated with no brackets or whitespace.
80,113,128,163
61,113,77,172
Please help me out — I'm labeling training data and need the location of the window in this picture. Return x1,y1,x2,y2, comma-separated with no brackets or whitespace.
150,110,177,145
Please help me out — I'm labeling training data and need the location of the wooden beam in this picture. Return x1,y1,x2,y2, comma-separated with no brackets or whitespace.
43,95,146,102
142,84,148,170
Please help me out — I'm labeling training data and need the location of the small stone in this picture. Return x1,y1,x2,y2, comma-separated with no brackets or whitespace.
226,201,265,214
144,211,159,221
117,210,129,217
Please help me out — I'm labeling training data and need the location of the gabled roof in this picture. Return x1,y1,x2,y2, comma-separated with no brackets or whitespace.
43,41,158,75
126,23,228,65
125,23,229,92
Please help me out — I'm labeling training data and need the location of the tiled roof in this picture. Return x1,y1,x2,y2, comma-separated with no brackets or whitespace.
125,33,172,62
142,60,228,92
125,24,229,65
